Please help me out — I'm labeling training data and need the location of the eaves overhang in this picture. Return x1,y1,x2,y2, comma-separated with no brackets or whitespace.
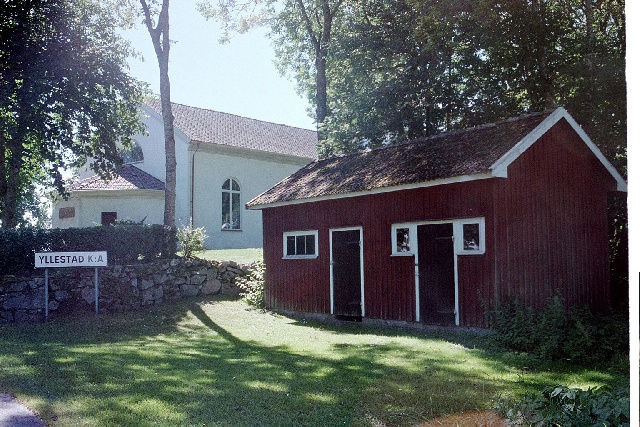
70,188,165,198
246,173,495,210
189,141,315,164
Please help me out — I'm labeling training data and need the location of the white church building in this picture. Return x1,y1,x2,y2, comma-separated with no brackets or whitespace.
52,100,318,249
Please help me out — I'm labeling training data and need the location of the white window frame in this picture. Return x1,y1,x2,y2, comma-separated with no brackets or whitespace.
391,224,417,256
390,217,486,256
120,140,144,164
283,230,319,259
454,218,485,255
221,178,241,231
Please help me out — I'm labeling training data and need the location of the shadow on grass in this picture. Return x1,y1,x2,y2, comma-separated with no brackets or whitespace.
283,312,629,378
0,297,627,427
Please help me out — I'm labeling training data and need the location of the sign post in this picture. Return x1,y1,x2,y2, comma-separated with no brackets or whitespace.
35,251,108,320
44,268,49,319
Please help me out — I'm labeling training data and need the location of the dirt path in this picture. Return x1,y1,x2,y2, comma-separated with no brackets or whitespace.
0,393,47,427
1,393,508,427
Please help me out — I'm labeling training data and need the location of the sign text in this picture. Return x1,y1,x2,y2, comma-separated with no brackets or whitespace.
35,251,108,268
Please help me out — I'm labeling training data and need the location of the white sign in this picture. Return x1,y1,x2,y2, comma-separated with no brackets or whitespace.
35,251,108,268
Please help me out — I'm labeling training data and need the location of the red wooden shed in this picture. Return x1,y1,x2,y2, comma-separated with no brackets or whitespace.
247,108,627,327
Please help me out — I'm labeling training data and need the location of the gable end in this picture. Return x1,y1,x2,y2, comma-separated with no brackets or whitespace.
491,107,627,191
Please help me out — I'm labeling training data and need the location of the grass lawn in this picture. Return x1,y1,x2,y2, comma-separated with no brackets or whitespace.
195,248,263,264
0,297,628,426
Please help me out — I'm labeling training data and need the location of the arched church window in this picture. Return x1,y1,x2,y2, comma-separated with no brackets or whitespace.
221,178,241,230
120,141,144,163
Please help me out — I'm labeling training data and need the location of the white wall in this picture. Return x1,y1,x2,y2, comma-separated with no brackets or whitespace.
190,146,310,249
52,191,164,228
134,105,192,184
135,105,192,228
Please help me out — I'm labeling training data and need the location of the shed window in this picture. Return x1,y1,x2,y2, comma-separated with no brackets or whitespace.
455,218,485,254
392,225,415,256
463,223,480,250
283,231,318,259
222,178,241,230
391,218,485,256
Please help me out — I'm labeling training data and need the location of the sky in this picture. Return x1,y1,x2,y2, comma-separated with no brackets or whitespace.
121,1,316,131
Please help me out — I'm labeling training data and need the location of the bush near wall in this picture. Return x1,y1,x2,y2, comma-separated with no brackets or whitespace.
498,385,630,426
236,261,265,309
0,225,177,273
487,296,629,366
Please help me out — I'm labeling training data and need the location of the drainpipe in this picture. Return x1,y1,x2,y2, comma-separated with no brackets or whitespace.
190,142,200,226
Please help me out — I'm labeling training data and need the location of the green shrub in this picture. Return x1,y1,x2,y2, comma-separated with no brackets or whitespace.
236,261,265,309
487,296,628,365
177,224,207,259
0,225,177,273
497,385,630,426
488,298,539,354
563,307,629,366
534,296,568,360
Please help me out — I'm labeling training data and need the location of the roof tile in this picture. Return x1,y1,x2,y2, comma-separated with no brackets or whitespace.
247,111,552,207
70,165,165,191
146,100,318,159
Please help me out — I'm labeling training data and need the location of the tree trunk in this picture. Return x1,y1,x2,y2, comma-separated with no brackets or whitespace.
1,141,22,228
159,56,176,228
295,0,341,134
315,48,328,126
0,135,7,223
0,99,29,228
142,0,176,227
530,0,555,110
316,0,334,127
584,0,594,114
1,132,26,229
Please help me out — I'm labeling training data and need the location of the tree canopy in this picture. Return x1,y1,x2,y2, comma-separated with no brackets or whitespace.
199,0,625,168
0,0,146,228
321,0,625,162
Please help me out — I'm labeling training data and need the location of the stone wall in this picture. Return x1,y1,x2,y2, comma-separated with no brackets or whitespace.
0,258,254,323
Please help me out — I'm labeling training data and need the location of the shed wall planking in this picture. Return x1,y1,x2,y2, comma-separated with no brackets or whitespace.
493,120,615,311
262,180,496,324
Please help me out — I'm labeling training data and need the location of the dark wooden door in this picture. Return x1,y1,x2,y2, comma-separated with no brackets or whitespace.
418,223,455,325
331,229,362,317
101,211,117,226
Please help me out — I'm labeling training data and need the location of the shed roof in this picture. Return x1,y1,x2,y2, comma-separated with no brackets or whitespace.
70,165,165,191
145,100,318,160
247,107,626,209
